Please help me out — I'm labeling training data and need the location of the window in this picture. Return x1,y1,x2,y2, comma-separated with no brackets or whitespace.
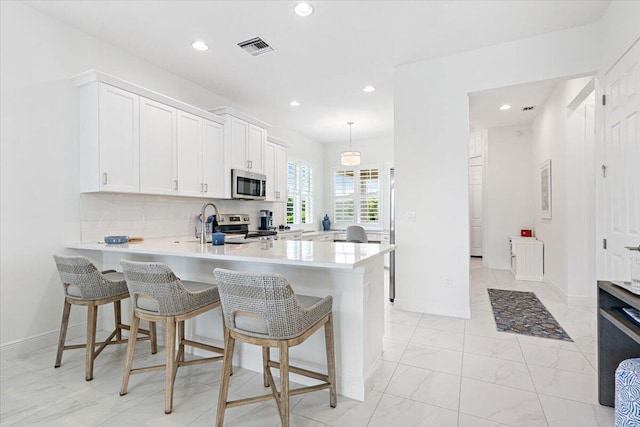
287,160,313,225
333,167,380,225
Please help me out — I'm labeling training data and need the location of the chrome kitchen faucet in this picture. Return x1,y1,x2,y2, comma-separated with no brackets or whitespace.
200,202,220,246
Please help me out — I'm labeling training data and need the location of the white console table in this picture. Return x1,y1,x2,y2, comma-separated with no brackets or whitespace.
509,236,544,281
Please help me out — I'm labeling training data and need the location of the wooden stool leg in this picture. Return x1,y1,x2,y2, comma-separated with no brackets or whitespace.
114,300,122,341
279,342,290,427
216,329,235,427
178,321,185,363
55,300,72,368
85,304,98,381
149,321,158,354
262,347,270,387
165,318,177,414
221,317,233,376
120,313,140,396
325,314,337,408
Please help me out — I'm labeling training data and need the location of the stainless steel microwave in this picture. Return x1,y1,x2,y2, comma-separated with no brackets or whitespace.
231,169,266,200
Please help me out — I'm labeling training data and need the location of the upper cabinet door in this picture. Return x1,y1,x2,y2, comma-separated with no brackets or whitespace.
176,111,203,197
230,117,249,171
202,119,225,199
98,83,139,192
247,124,265,173
264,142,276,201
139,97,177,195
275,144,288,201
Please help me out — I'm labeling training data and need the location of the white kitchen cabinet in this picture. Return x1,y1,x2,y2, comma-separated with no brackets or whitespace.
176,112,225,198
247,124,265,173
201,119,225,198
139,97,177,195
278,232,303,241
176,111,203,197
78,82,140,193
312,233,334,242
227,118,265,173
509,236,544,281
210,107,271,192
265,138,288,202
229,117,250,171
74,71,227,198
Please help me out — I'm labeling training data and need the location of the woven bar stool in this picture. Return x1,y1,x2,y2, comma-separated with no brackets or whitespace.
213,268,337,427
120,260,225,414
52,255,157,381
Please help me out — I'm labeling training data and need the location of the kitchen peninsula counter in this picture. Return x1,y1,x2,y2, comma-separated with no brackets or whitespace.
68,237,394,401
68,236,393,269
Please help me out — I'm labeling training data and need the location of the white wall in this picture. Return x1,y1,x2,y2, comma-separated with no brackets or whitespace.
394,24,601,317
323,136,394,231
531,77,596,305
485,126,534,269
0,2,324,350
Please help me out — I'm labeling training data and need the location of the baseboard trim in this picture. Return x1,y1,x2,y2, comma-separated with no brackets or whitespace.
0,317,101,359
394,299,471,319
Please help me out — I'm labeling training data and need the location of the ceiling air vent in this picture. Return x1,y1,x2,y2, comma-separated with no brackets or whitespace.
238,37,275,56
522,106,536,111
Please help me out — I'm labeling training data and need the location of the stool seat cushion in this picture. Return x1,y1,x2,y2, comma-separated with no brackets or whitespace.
616,358,640,426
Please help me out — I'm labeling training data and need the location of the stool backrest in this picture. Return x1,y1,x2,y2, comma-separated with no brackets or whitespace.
53,254,111,300
346,225,368,243
121,260,197,315
213,268,308,339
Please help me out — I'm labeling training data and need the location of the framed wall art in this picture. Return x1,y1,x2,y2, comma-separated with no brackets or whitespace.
540,159,552,219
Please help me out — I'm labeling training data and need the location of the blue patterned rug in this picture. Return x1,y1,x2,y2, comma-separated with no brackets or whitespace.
487,289,573,342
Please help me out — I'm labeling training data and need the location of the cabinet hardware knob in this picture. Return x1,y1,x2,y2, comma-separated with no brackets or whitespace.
174,180,178,190
625,245,640,252
204,183,208,192
102,173,108,185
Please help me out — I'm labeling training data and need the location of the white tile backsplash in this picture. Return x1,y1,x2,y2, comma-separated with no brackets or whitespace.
80,193,286,243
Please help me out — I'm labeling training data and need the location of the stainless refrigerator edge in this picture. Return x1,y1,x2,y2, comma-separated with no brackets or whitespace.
390,167,395,302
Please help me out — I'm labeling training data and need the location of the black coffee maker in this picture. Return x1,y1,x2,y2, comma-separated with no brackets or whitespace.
259,210,273,230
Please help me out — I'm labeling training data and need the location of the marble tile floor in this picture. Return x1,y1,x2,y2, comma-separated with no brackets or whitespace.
1,259,613,426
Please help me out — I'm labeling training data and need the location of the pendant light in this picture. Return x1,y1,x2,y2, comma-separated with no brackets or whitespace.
341,121,361,166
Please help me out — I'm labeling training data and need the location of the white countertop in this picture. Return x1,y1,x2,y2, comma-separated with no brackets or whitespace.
68,236,395,270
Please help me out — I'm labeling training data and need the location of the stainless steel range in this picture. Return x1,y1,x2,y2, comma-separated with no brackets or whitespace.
196,213,278,242
216,214,278,240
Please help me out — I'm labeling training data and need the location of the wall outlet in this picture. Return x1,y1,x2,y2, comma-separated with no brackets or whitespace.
406,211,416,222
142,213,148,222
445,277,452,286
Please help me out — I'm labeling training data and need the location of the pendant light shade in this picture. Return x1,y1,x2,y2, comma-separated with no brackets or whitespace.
341,122,361,166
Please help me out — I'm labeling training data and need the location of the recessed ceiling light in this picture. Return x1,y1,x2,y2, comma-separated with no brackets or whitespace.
289,100,300,107
500,104,512,111
191,41,209,51
294,2,313,16
362,85,376,93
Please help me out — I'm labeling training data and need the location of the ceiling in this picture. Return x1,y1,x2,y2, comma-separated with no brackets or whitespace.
469,79,559,130
26,0,610,144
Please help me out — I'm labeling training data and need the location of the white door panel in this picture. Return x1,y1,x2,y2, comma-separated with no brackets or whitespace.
604,39,640,280
469,161,483,256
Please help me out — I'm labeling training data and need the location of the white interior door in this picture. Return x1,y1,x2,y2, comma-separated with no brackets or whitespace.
603,38,640,280
469,157,483,257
